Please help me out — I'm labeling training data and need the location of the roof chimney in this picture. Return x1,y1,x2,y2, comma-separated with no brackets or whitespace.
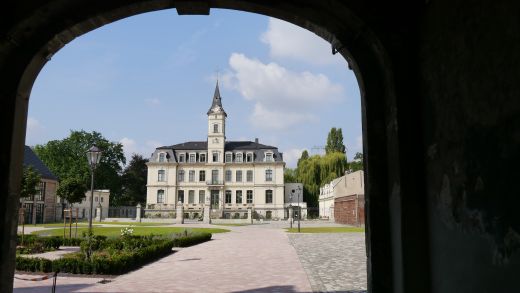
255,138,259,144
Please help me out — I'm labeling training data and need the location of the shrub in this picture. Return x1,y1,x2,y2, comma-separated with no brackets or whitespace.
16,233,212,275
172,232,212,247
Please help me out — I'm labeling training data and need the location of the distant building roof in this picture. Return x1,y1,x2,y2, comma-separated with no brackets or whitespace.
23,146,58,181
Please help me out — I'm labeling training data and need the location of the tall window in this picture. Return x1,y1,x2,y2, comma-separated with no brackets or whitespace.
178,190,184,203
265,152,273,162
211,170,219,183
158,170,165,182
199,170,206,182
246,190,253,203
247,170,253,182
236,190,243,204
212,152,219,162
199,190,205,204
225,153,232,163
236,153,243,163
189,153,196,163
246,153,253,162
213,123,219,133
178,170,185,182
157,190,164,203
189,170,195,182
265,190,273,204
265,169,273,181
236,170,243,182
225,170,232,182
35,182,45,201
158,153,166,162
225,190,232,204
179,154,185,163
188,190,195,204
200,153,206,162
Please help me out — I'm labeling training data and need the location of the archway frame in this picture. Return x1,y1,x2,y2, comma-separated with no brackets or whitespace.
0,1,430,292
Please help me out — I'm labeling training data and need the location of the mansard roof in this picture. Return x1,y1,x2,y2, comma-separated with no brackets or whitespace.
154,140,284,163
207,81,227,116
157,141,278,151
23,146,58,180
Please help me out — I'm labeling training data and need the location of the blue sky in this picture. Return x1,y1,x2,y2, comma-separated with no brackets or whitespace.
26,9,362,168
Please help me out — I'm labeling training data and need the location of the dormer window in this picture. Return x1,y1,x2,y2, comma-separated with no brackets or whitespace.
225,153,232,163
179,153,185,163
265,152,273,162
158,153,166,162
246,153,253,162
199,153,206,163
236,153,243,163
212,151,219,162
213,123,219,133
189,153,196,163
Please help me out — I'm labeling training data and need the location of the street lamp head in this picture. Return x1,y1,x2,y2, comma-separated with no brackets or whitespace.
86,145,102,168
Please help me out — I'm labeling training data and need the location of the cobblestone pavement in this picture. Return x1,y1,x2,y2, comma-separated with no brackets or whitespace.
288,232,367,293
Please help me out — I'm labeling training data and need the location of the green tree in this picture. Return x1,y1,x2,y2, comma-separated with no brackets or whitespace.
120,154,148,205
34,130,126,205
57,177,87,205
349,152,364,172
21,166,41,199
284,168,297,183
325,127,346,154
297,150,309,168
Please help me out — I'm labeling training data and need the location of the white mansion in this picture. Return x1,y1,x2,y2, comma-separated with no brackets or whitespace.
146,82,285,219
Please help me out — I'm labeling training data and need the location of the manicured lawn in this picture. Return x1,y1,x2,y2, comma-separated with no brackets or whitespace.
212,223,250,226
285,227,365,233
98,221,170,226
32,226,229,237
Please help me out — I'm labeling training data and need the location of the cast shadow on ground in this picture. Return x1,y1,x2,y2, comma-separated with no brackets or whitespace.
231,286,366,293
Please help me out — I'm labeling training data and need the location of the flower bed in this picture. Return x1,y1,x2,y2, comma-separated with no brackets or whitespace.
15,231,212,274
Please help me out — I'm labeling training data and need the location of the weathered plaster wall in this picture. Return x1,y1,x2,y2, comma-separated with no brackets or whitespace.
418,1,520,292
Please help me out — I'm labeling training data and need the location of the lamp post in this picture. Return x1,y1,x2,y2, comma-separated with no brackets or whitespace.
297,186,301,233
86,145,102,232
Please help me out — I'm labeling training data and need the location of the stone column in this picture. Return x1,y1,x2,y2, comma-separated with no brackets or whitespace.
288,206,294,223
176,201,184,224
247,208,253,224
203,195,211,224
136,203,142,223
95,204,102,222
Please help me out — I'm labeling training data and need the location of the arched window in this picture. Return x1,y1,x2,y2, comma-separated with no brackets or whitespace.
158,170,165,181
158,152,166,162
157,190,164,203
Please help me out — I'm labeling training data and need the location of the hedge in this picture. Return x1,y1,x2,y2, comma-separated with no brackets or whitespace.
172,232,212,247
16,233,212,275
17,235,82,250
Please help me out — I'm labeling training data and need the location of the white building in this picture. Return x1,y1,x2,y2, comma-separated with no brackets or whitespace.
319,170,365,220
146,82,286,220
73,189,110,220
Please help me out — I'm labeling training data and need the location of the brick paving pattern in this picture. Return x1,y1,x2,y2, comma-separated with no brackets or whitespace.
288,232,367,293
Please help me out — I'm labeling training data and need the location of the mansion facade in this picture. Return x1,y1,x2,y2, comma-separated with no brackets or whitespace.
146,82,285,219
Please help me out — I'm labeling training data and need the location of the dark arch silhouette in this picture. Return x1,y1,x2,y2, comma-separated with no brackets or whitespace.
3,1,520,293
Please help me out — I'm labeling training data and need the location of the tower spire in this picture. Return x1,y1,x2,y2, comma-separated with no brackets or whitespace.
207,80,227,116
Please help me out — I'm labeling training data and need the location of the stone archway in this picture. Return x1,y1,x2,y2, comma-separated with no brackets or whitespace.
1,1,431,292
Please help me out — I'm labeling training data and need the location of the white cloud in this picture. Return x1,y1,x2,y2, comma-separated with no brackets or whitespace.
25,117,45,145
261,18,344,66
145,98,161,106
120,137,138,161
283,148,306,168
222,53,344,130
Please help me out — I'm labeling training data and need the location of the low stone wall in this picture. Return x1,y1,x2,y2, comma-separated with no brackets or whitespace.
334,194,364,226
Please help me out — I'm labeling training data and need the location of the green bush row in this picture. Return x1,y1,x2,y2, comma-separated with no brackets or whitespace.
16,233,212,275
17,235,83,250
172,232,212,247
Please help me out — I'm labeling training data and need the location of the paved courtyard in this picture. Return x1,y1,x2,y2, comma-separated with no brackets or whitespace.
14,222,367,292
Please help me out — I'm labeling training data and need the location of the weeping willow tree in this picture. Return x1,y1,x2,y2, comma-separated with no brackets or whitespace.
294,151,348,208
